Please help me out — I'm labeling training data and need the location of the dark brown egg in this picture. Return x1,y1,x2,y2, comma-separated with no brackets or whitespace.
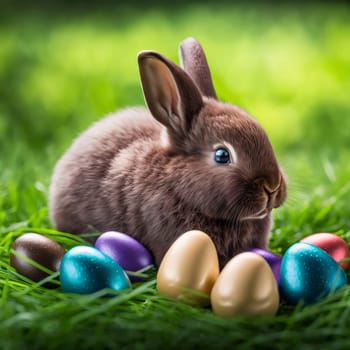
10,233,66,288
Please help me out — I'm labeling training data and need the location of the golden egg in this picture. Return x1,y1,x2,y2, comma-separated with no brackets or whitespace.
157,230,219,306
211,252,279,317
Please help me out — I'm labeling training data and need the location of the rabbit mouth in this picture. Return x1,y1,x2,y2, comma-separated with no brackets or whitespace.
241,208,270,221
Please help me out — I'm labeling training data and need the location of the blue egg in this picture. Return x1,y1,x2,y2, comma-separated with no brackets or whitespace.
60,246,131,294
280,242,347,305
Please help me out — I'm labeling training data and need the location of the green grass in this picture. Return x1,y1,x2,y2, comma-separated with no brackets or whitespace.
1,2,350,349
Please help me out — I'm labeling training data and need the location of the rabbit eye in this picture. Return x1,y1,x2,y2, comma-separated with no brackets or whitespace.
214,148,230,164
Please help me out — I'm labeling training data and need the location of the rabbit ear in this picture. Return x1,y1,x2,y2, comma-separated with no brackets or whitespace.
138,51,203,139
179,37,217,99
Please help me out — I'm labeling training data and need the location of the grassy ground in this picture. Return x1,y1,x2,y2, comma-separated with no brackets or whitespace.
1,2,350,349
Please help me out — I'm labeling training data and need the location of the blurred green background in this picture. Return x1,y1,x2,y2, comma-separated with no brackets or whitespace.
0,0,350,239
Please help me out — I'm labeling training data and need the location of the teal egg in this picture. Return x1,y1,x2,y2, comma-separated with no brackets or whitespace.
280,242,347,305
60,246,131,294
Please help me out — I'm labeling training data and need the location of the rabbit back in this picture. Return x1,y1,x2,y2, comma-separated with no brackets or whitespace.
49,107,162,236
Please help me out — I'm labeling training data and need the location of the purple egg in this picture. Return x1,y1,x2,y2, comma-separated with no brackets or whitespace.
95,231,154,282
249,248,282,284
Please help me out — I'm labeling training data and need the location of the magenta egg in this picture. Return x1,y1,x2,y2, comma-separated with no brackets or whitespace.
95,231,154,281
301,233,349,270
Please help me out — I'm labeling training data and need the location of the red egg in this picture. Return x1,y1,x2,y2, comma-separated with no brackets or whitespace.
301,233,349,270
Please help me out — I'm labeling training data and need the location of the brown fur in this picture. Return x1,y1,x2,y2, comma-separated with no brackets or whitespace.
49,39,287,268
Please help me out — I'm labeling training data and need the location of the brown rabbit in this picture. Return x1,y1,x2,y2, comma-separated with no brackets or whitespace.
49,38,287,268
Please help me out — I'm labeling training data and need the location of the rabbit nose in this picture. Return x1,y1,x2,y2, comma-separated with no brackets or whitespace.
264,184,280,195
254,177,280,194
264,184,280,209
